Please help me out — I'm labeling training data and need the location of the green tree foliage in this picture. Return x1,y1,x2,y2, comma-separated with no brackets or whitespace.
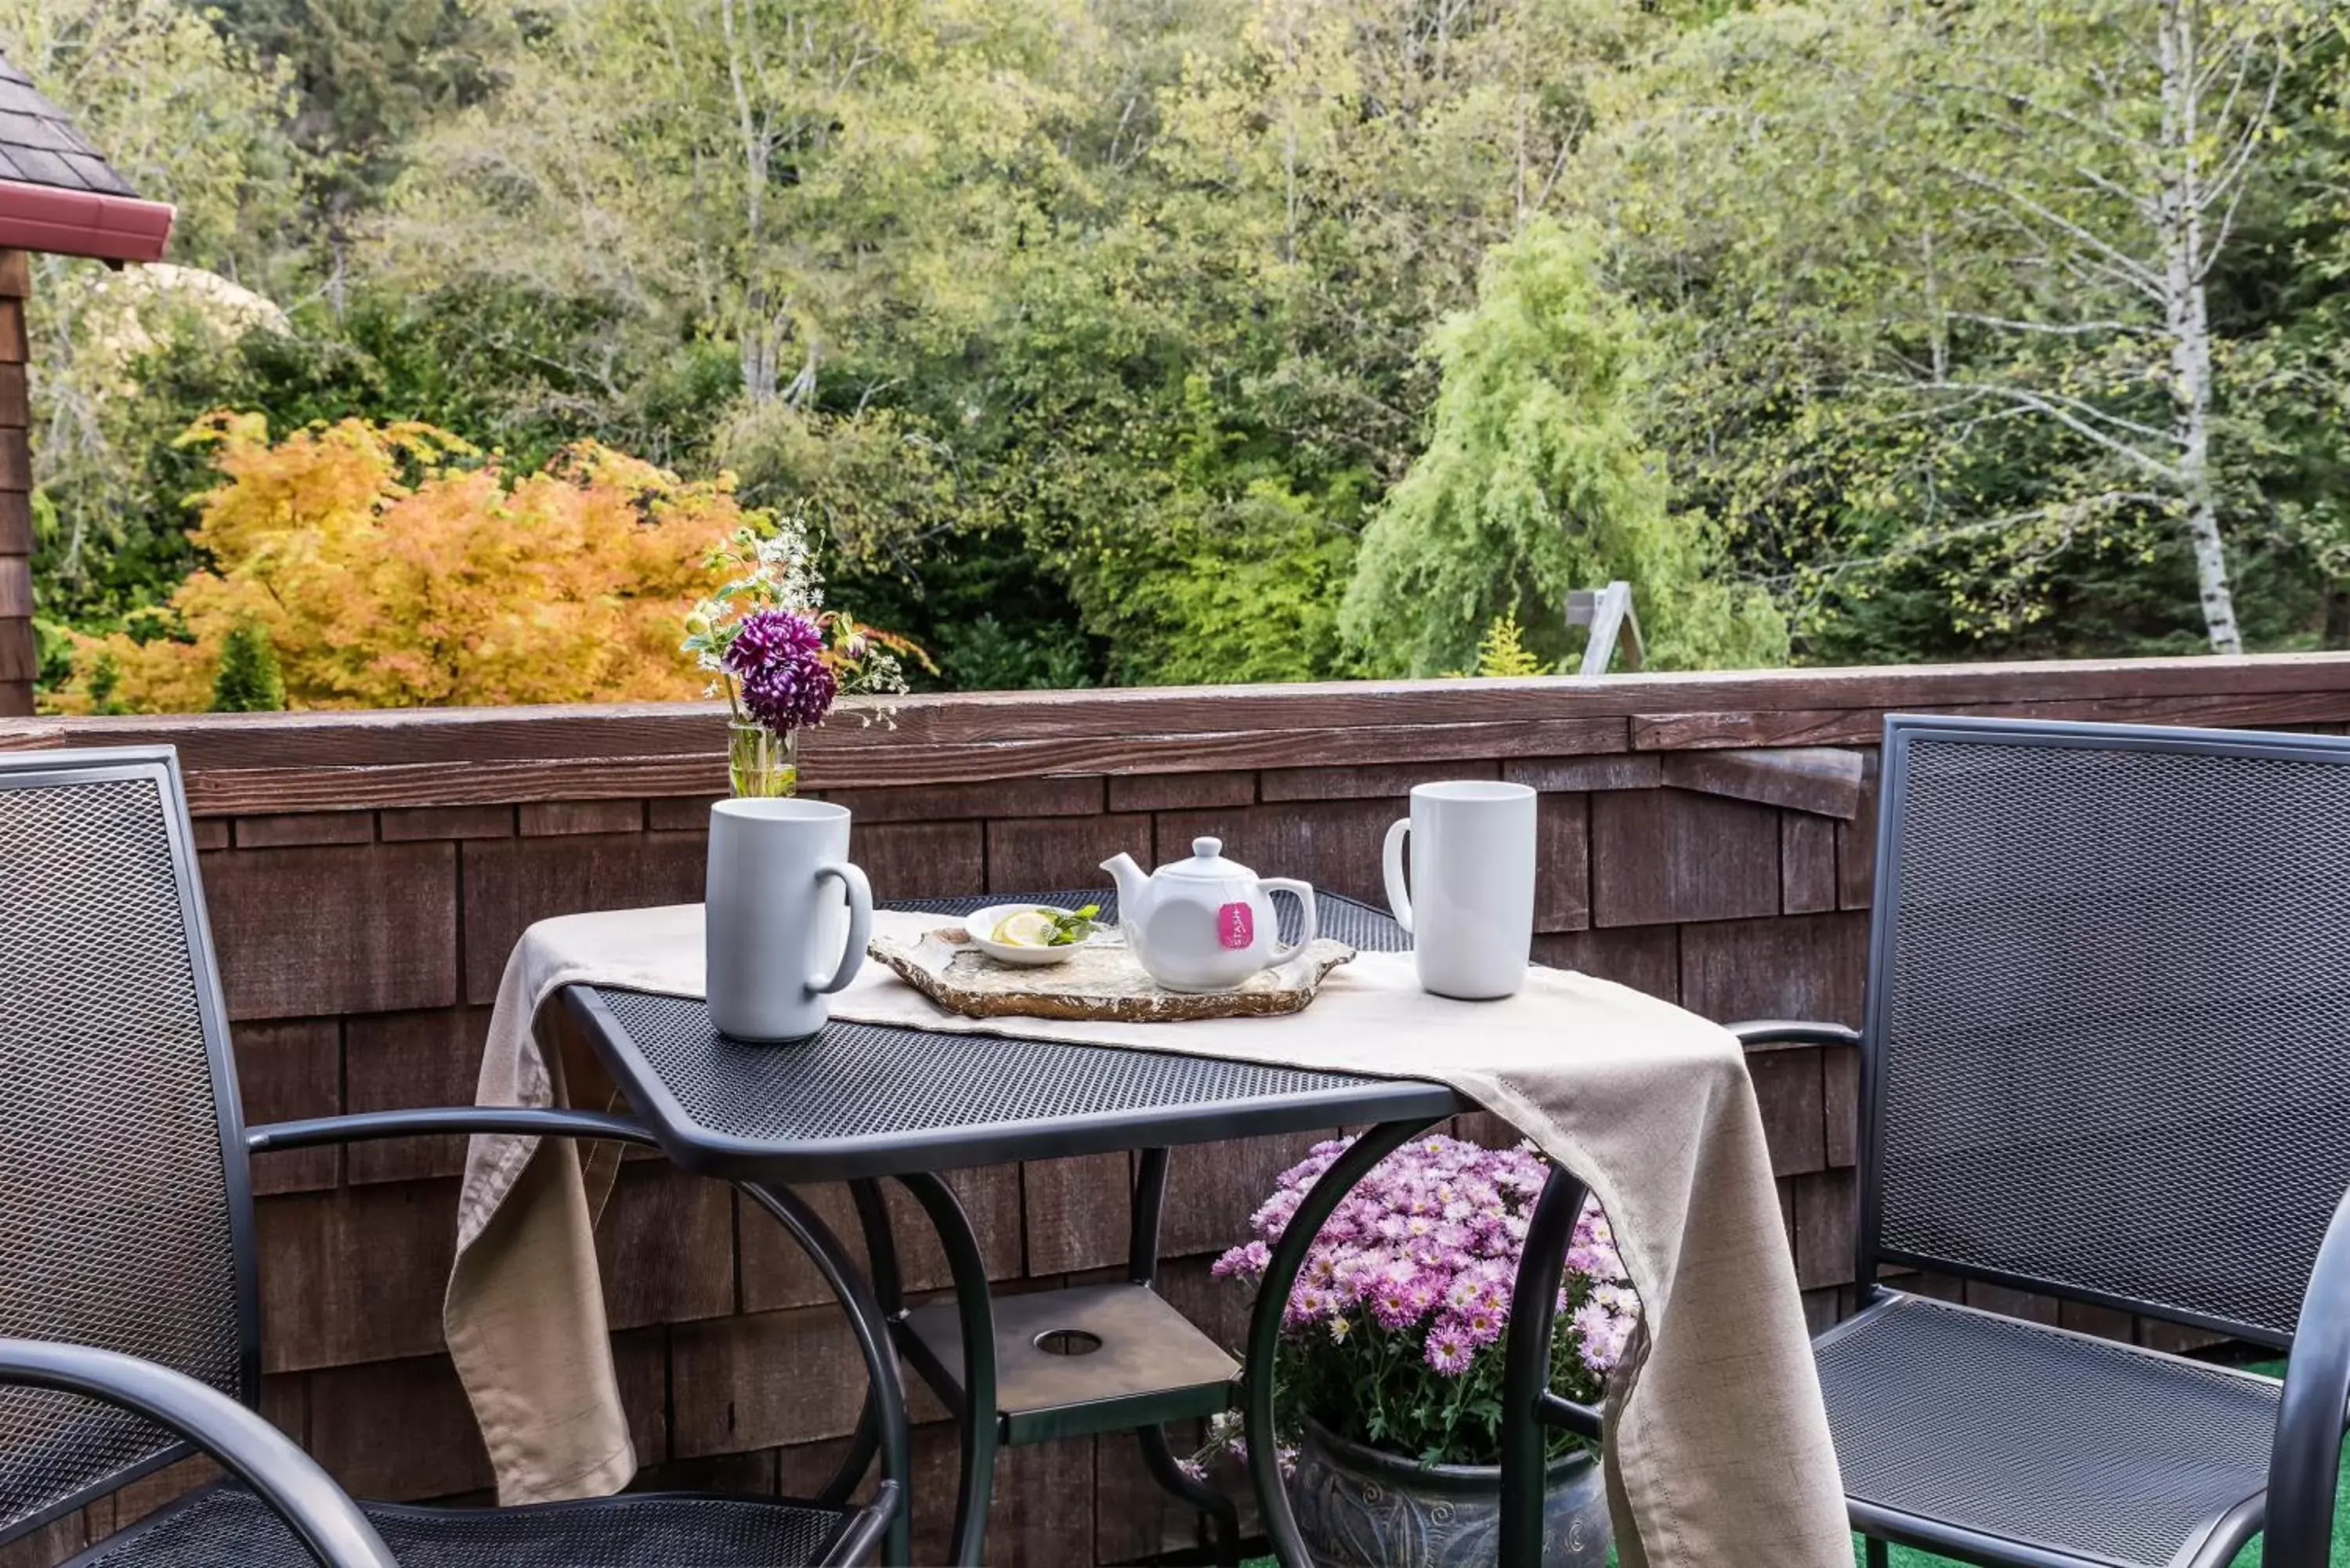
1342,219,1786,676
15,0,2350,706
1574,0,2348,659
208,618,285,711
3,0,314,626
385,0,1078,409
210,0,510,223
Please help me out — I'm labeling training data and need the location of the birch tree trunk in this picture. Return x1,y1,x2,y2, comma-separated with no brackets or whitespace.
2171,284,2240,652
722,0,783,405
740,315,780,403
1911,0,2287,653
2159,0,2244,654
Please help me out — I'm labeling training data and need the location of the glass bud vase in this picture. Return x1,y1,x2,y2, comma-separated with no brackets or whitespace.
728,721,799,799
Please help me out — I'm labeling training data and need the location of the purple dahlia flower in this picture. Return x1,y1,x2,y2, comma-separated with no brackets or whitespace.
725,609,838,733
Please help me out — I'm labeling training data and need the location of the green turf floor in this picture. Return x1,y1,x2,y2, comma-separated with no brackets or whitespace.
1239,1361,2350,1567
1243,1518,2341,1568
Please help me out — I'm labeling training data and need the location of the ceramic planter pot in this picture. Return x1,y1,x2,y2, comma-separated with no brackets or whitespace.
1287,1415,1610,1568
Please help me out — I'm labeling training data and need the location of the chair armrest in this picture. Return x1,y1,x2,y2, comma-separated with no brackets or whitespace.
1726,1020,1862,1050
0,1339,395,1568
2265,1187,2350,1567
247,1107,658,1154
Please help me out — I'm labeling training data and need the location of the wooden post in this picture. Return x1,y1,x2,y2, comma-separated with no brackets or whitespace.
0,247,31,717
1565,580,1644,677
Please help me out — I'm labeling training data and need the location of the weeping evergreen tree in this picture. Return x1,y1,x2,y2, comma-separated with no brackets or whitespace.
1340,219,1788,677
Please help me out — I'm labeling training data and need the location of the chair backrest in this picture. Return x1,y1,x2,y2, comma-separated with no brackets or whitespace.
1862,714,2350,1349
0,747,258,1545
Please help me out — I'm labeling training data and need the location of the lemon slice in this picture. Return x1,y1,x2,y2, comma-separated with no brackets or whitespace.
991,909,1059,948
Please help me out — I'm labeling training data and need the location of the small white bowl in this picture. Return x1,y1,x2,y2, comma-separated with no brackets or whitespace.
960,903,1103,966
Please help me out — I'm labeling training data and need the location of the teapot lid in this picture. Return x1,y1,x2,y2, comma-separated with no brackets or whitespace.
1159,835,1252,882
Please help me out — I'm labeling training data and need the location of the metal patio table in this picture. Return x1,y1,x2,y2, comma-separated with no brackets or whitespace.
553,888,1482,1567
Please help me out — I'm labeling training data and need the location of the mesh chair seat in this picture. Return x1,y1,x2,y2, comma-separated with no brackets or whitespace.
69,1483,862,1568
1817,1295,2279,1567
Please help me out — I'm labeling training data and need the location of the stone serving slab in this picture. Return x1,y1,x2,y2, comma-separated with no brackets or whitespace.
868,925,1356,1022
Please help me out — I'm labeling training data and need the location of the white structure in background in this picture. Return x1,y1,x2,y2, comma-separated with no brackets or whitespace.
80,262,289,392
1567,581,1643,677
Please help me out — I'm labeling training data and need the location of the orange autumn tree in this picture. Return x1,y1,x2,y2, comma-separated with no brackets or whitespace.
58,414,759,712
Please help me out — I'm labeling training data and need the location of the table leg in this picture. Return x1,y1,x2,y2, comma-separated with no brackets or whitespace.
1244,1117,1443,1568
1136,1422,1242,1566
1125,1148,1242,1566
738,1181,913,1566
898,1172,998,1567
1498,1162,1593,1568
1128,1147,1170,1284
852,1178,903,1315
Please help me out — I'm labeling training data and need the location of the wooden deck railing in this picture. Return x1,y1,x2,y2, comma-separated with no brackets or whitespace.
10,651,2350,811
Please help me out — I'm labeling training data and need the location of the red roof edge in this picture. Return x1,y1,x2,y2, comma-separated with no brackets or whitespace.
0,179,173,264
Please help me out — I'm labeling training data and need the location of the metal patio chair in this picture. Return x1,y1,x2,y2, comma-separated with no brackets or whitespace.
0,746,910,1567
1497,714,2350,1568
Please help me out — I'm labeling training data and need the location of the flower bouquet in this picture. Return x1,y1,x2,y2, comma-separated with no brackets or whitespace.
1202,1133,1636,1566
682,512,921,797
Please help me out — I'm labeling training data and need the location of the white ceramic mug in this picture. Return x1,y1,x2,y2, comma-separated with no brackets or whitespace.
1382,780,1538,999
705,797,873,1041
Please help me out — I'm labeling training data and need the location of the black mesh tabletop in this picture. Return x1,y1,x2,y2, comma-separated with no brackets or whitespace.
565,891,1461,1181
1817,1294,2278,1567
73,1484,859,1568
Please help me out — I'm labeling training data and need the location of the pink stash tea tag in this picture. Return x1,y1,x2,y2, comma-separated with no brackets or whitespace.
1218,901,1255,950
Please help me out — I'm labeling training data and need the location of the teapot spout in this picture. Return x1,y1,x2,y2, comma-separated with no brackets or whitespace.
1100,852,1152,937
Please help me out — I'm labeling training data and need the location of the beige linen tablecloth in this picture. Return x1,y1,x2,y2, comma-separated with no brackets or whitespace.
446,904,1846,1566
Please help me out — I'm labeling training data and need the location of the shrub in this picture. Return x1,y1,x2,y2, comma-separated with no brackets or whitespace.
52,414,763,713
208,618,285,711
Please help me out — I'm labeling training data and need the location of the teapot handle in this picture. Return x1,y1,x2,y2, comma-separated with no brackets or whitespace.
1261,879,1318,964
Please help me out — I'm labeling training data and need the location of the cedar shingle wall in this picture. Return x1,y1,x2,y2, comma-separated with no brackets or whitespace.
5,662,2346,1565
0,248,30,719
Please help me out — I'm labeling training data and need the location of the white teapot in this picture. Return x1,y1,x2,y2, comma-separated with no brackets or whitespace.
1100,836,1319,993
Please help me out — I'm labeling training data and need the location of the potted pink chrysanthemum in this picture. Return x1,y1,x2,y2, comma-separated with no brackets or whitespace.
682,514,922,797
1202,1134,1634,1567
